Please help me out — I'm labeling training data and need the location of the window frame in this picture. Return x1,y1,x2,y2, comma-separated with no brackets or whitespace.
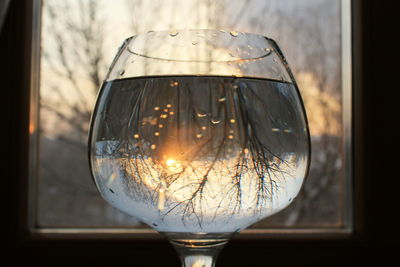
24,0,356,240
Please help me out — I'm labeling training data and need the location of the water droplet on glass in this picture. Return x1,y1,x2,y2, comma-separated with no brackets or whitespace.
211,119,221,124
197,113,207,118
169,30,179,37
230,31,239,37
119,70,125,76
264,48,272,56
218,97,226,102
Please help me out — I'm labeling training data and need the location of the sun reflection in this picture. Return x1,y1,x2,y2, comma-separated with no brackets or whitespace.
166,159,176,167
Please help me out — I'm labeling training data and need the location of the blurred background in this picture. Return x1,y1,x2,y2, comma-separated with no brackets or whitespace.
38,0,346,229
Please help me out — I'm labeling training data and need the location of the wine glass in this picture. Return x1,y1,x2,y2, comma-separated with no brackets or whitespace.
88,29,310,267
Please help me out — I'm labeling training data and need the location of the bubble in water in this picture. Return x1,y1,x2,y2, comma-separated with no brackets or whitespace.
169,30,179,37
211,119,221,124
119,70,125,76
197,113,207,118
230,31,239,37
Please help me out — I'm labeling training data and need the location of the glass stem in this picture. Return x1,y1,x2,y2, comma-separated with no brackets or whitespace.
164,232,233,267
179,252,217,267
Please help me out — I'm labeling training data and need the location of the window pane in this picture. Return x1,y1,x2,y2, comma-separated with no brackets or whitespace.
37,0,347,229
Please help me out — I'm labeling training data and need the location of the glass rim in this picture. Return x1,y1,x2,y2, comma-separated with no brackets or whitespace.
123,29,275,63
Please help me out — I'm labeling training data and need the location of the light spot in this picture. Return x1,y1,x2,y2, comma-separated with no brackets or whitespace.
134,134,140,139
151,144,157,150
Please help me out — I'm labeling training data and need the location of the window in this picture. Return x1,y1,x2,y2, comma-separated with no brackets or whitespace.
31,0,352,237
